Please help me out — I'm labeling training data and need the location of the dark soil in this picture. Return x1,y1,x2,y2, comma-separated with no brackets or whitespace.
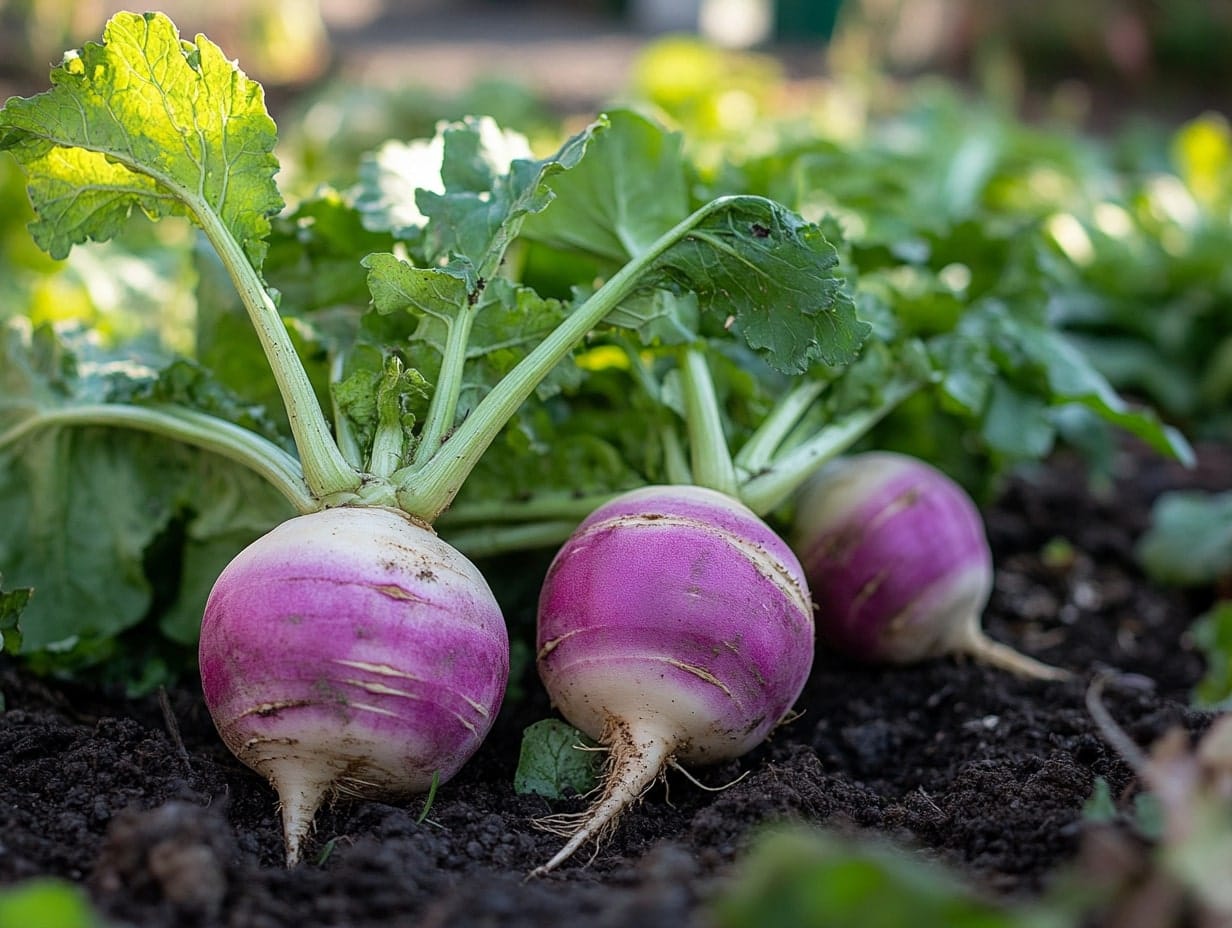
2,441,1228,928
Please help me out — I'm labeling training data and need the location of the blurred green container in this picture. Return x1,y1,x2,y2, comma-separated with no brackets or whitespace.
774,0,844,41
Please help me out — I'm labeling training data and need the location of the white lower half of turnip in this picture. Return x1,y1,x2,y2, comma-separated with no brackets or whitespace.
792,451,1068,680
534,484,815,873
199,506,508,865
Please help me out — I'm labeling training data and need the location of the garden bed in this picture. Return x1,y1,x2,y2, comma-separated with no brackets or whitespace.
1,438,1225,927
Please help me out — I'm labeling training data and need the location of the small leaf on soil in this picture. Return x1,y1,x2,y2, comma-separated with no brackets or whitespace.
514,719,601,799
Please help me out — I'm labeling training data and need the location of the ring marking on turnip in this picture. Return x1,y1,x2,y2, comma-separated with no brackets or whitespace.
849,568,891,615
369,583,429,602
537,629,582,661
350,702,401,718
663,659,734,697
331,658,422,680
578,513,810,617
342,678,423,700
460,695,490,716
236,699,313,719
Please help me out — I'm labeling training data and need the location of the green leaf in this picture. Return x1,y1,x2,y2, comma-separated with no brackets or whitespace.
363,255,574,418
1012,323,1193,465
459,279,579,406
713,826,1064,928
106,357,292,450
0,878,104,928
940,302,1193,464
0,11,282,267
1137,491,1232,588
416,770,441,824
0,574,32,655
520,107,691,262
607,288,701,347
1,322,80,431
0,428,178,651
0,427,292,655
458,398,648,510
266,190,394,313
409,115,605,285
519,110,866,373
928,333,994,416
647,199,868,373
514,719,602,799
355,117,533,242
1130,792,1165,843
0,323,294,656
331,352,429,467
1189,601,1232,709
981,381,1056,460
0,327,160,651
364,251,471,323
1082,778,1118,824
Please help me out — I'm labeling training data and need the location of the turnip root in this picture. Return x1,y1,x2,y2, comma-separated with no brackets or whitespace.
533,484,814,873
199,506,508,865
792,451,1068,680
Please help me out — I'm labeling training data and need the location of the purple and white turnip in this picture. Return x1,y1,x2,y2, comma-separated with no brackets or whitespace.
0,33,940,873
199,506,508,864
534,484,815,873
791,451,1069,681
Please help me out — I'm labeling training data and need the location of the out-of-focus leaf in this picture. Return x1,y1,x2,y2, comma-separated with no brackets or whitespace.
1190,601,1232,710
0,878,105,928
1137,491,1232,588
0,574,31,655
713,826,1068,928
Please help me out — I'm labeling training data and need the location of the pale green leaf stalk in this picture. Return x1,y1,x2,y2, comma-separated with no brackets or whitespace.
678,346,739,498
438,372,924,541
734,381,827,475
739,376,923,514
0,403,314,512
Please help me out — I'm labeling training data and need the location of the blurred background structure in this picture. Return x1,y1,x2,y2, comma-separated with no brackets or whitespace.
0,0,1228,127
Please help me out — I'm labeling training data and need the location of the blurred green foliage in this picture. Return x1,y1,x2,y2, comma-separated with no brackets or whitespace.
1189,602,1232,709
712,826,1072,928
626,37,1232,468
0,879,105,928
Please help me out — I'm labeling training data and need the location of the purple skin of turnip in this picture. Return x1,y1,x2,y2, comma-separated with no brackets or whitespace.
199,506,508,865
792,451,1069,681
533,484,814,874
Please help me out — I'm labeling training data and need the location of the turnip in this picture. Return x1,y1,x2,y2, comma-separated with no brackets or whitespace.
0,24,871,867
524,343,908,874
199,506,507,864
791,451,1069,680
534,483,814,874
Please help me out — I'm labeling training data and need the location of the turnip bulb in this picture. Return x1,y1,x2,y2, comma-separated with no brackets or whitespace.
534,484,814,873
199,506,509,865
792,451,1069,681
